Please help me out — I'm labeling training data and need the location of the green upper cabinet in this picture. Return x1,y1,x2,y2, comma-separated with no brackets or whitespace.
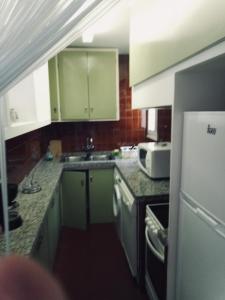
89,169,114,224
48,57,59,121
58,51,89,120
88,51,118,120
49,49,119,121
130,0,225,86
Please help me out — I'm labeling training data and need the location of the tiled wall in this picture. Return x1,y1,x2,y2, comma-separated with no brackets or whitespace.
46,55,147,152
6,128,48,184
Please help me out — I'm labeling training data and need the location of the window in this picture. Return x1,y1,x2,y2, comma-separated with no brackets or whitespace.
147,108,158,141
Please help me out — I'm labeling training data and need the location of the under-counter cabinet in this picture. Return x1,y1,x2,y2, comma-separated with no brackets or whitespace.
61,169,114,228
32,218,49,270
49,49,119,121
32,185,61,270
89,169,114,224
61,171,87,230
47,186,61,269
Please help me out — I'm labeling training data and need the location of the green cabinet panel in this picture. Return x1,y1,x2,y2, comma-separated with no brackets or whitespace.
32,219,49,270
48,186,60,269
48,57,59,121
32,185,61,270
61,171,87,229
88,51,117,120
130,0,225,86
89,169,114,224
58,51,89,120
49,49,119,121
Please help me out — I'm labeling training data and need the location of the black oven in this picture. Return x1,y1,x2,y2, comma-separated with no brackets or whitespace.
145,204,169,300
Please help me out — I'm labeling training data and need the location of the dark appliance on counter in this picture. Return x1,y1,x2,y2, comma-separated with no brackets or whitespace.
145,203,169,300
0,184,23,231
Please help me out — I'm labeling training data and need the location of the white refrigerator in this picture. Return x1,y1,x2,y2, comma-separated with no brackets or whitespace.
176,112,225,300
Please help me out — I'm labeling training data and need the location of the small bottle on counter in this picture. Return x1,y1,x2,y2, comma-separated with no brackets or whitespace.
45,146,53,161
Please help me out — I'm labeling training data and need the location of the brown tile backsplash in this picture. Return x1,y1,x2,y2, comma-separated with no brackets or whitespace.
6,128,48,184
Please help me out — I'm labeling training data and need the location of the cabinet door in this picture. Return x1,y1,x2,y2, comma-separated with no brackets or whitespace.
32,219,49,270
89,169,114,224
48,187,60,269
58,51,89,120
48,57,59,121
33,63,51,124
61,171,87,229
88,51,118,120
130,0,225,85
4,72,36,126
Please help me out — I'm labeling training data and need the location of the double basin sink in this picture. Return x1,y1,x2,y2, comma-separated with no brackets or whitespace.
61,153,113,163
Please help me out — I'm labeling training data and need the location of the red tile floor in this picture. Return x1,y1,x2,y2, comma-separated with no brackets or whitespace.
54,224,148,300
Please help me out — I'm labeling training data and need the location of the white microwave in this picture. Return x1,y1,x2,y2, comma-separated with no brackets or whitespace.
138,142,171,179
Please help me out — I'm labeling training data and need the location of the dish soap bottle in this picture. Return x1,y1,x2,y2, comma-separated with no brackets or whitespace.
45,145,53,161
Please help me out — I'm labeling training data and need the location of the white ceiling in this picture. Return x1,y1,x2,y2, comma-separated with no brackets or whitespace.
70,0,130,54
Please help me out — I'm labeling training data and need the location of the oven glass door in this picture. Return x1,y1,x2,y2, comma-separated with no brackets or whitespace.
121,194,137,277
145,205,168,300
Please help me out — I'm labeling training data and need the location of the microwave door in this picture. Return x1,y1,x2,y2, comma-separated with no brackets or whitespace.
138,148,150,177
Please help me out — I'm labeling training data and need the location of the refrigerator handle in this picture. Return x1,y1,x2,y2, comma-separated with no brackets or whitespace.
182,194,225,239
182,194,218,227
215,226,225,239
195,208,218,227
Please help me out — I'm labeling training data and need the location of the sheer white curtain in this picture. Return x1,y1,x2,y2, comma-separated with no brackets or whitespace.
0,0,116,96
0,0,120,254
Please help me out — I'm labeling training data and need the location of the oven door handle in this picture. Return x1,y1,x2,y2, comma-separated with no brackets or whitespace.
122,195,130,207
145,227,165,263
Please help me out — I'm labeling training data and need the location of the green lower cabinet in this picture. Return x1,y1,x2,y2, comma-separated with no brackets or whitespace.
61,171,87,230
48,186,61,269
89,169,114,224
32,185,61,270
32,219,49,270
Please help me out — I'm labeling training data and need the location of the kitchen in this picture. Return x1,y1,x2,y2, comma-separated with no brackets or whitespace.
1,1,225,300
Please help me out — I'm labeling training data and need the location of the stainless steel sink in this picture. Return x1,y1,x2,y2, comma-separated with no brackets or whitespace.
90,154,109,161
63,155,84,162
62,153,111,162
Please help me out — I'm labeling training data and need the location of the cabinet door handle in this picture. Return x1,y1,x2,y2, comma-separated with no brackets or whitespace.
51,198,55,208
84,107,88,112
90,176,93,183
53,107,57,113
90,108,94,113
35,234,44,251
81,179,84,187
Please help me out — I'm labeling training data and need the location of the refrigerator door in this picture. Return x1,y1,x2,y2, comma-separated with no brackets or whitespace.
181,112,225,224
176,197,225,300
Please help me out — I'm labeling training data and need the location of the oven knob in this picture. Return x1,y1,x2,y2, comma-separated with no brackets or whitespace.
150,224,156,231
153,229,159,235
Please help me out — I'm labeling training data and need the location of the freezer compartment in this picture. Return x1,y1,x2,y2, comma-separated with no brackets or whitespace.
176,197,225,300
181,112,225,225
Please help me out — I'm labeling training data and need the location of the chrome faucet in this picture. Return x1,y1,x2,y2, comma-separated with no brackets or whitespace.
84,137,95,158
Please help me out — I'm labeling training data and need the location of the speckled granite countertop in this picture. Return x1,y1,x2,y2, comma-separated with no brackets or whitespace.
0,160,63,256
115,159,169,199
0,155,169,256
